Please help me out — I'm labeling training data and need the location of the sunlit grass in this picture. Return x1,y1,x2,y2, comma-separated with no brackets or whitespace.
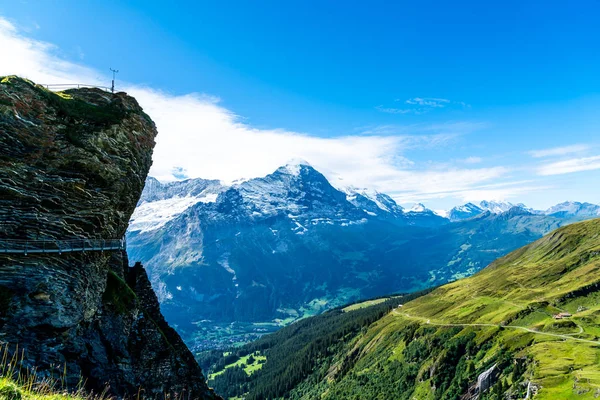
0,344,109,400
208,352,267,380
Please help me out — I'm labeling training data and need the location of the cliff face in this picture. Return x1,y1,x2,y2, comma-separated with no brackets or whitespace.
0,76,218,399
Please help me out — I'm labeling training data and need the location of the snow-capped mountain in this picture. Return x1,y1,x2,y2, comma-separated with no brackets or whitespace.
234,163,365,223
447,202,485,222
130,177,225,233
130,162,439,235
545,201,600,219
342,186,404,218
408,203,429,213
478,200,517,214
403,203,446,226
446,200,542,222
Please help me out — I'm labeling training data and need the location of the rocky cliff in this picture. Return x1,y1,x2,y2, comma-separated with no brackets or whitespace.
0,76,218,399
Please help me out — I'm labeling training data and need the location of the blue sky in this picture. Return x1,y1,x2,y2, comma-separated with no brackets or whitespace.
1,1,599,210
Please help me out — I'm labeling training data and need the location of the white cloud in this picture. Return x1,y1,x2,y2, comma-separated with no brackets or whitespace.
384,167,510,203
537,155,600,176
392,178,550,204
0,16,529,205
462,156,483,164
456,185,551,203
126,86,412,183
528,144,589,158
0,18,102,86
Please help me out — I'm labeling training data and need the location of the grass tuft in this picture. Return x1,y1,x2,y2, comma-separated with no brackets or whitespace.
0,344,109,400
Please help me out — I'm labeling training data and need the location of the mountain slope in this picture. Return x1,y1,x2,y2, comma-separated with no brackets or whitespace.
209,218,600,399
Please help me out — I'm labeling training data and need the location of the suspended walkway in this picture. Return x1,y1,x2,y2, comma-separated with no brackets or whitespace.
0,238,125,255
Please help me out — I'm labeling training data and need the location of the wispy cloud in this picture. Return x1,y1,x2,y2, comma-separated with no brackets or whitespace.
377,97,468,115
537,155,600,176
375,105,414,114
462,156,483,164
528,144,589,158
404,97,450,108
359,121,485,137
456,185,552,203
394,178,550,203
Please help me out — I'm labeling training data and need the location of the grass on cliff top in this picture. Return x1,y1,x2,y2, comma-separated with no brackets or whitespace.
0,344,109,400
0,377,91,400
1,75,124,123
1,75,127,146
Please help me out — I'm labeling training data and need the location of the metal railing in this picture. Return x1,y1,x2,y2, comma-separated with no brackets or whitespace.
40,84,113,92
0,238,125,255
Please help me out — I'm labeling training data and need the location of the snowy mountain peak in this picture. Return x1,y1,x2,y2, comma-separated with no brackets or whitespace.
478,200,516,214
408,203,430,213
447,200,534,222
458,202,483,212
341,186,404,216
138,177,224,204
233,163,359,221
277,159,313,176
130,177,226,232
447,202,484,222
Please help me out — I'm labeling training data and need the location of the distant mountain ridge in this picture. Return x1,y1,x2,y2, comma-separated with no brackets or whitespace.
126,162,599,350
545,201,600,218
448,200,598,222
132,165,599,230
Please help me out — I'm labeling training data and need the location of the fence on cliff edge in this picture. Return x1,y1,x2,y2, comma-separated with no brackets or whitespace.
40,84,113,92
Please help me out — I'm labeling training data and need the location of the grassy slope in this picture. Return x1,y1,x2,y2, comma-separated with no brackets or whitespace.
342,296,400,312
399,218,600,398
301,218,600,399
0,377,94,400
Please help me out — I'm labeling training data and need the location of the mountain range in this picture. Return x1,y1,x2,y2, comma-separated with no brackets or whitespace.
125,161,599,350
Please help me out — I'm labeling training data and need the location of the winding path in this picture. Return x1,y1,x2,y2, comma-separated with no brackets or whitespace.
393,310,600,345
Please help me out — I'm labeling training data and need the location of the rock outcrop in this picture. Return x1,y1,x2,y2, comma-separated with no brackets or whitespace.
0,76,218,399
476,363,498,396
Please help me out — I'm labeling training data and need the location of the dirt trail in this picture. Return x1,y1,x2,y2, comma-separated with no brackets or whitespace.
393,310,600,345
